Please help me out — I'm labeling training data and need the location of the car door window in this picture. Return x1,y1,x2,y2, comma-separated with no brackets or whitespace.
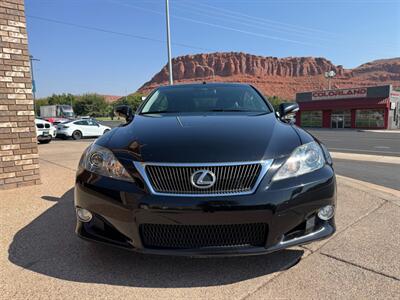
87,119,97,126
74,120,88,126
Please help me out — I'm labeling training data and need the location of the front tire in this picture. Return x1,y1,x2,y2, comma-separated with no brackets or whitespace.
103,129,110,135
72,130,82,140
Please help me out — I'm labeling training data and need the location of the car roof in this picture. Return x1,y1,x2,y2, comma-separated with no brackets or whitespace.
35,118,50,124
74,118,94,122
157,82,252,91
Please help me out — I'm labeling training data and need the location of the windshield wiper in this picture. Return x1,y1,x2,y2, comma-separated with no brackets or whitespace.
141,110,180,114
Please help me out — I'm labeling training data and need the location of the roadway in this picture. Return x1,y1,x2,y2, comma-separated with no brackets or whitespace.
307,129,400,156
306,129,399,190
333,159,399,190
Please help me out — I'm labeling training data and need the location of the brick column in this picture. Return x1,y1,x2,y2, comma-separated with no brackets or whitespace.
0,0,40,189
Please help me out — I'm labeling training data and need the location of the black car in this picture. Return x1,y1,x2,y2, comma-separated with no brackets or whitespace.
75,83,336,256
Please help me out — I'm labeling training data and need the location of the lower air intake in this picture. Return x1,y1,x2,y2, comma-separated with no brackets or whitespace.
140,223,268,249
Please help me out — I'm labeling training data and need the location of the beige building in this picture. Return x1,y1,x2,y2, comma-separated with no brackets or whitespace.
0,0,40,189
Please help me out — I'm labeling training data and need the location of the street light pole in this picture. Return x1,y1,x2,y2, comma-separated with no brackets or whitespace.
324,70,336,90
165,0,173,85
29,55,40,114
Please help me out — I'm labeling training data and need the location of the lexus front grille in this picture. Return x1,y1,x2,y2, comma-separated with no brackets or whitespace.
133,160,273,196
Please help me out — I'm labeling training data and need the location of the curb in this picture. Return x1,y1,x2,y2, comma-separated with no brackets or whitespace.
358,130,400,134
331,152,400,165
337,175,400,206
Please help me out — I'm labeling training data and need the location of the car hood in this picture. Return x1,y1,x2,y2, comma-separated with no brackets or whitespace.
102,113,301,163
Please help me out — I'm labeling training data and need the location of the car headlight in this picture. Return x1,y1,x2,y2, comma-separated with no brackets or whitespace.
79,144,134,182
272,141,325,181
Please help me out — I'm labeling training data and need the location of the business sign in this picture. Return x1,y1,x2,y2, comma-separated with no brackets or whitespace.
390,91,400,102
312,88,367,100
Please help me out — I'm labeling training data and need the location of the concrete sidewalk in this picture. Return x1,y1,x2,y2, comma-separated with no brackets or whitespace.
1,141,399,299
358,129,400,134
331,152,400,165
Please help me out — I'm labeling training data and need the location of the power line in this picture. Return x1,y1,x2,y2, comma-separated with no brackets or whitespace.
173,2,332,42
108,1,398,52
28,3,398,56
173,0,398,51
191,1,335,36
191,1,400,49
172,13,318,47
106,2,320,47
26,15,215,52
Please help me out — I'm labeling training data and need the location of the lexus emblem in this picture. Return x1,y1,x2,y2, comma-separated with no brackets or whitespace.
190,170,216,189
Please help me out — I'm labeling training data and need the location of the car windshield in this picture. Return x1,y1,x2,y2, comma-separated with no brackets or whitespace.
140,85,271,114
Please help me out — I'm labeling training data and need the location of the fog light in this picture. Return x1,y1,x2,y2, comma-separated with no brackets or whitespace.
318,205,334,221
76,208,92,222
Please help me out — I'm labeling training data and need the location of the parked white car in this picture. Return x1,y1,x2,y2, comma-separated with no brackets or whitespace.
35,118,57,144
56,118,111,140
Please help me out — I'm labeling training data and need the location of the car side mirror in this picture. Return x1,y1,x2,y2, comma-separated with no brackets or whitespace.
278,103,299,123
114,105,133,122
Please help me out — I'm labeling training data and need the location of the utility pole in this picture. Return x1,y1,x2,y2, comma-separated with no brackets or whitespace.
165,0,173,85
29,55,40,114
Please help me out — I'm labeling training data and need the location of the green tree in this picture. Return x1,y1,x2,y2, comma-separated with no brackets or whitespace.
267,95,292,110
36,93,111,117
113,93,145,112
47,93,75,106
74,94,108,117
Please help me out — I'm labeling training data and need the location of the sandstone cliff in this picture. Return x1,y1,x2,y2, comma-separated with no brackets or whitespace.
138,52,400,99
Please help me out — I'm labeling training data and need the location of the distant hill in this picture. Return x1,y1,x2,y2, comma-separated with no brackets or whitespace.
101,95,122,103
137,52,400,99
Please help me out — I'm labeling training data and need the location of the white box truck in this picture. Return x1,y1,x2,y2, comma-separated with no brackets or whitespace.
39,105,75,124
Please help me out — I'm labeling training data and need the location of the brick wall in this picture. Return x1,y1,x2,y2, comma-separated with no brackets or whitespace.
0,0,40,189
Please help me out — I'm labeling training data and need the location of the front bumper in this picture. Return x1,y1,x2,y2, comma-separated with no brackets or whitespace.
56,130,71,138
75,165,336,256
37,134,52,142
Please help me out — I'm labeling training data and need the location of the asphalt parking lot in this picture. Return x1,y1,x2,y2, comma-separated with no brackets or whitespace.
307,129,400,156
1,140,399,299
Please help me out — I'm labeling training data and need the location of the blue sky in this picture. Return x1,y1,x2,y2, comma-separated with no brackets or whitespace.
26,0,400,98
